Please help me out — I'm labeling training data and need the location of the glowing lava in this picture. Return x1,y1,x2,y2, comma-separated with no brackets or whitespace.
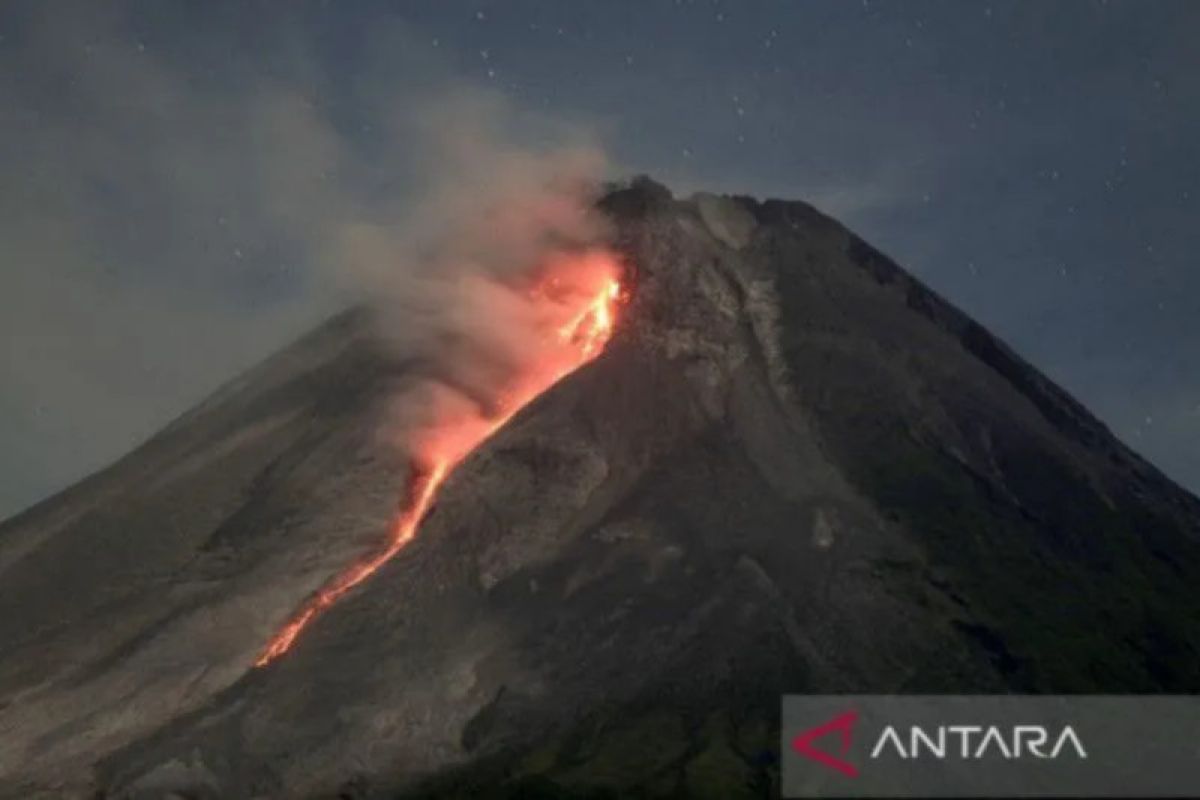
255,255,623,667
558,278,620,358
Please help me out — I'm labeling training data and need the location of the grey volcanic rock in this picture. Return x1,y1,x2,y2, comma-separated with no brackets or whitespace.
2,177,1199,799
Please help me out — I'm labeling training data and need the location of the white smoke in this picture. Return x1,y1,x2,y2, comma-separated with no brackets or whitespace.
331,89,618,465
0,3,616,515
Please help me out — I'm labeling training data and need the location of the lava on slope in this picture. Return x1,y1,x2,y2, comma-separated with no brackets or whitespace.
255,252,625,667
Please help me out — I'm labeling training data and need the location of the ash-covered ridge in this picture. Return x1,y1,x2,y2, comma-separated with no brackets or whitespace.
1,177,1198,799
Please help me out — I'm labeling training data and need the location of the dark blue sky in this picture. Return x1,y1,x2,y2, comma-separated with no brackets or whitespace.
1,0,1197,516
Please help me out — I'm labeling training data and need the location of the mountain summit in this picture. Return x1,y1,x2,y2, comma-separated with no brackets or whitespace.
1,177,1198,799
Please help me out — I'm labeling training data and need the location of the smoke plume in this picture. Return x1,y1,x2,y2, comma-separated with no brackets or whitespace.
333,90,619,468
0,2,617,516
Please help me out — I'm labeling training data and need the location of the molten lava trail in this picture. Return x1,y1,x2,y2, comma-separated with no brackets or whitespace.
254,461,446,666
255,272,622,667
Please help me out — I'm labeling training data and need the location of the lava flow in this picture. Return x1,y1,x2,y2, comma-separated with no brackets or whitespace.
255,254,624,667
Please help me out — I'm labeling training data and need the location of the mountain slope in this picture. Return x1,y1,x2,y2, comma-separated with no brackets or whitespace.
1,177,1198,799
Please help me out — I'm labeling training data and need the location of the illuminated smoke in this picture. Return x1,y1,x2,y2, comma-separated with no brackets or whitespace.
256,266,622,666
253,90,624,667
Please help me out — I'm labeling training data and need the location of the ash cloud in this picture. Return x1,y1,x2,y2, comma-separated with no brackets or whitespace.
333,89,614,460
0,2,612,518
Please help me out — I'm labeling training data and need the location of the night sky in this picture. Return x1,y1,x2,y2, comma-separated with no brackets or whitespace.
2,0,1197,518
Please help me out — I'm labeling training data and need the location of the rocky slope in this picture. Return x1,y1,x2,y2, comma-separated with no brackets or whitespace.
1,177,1198,799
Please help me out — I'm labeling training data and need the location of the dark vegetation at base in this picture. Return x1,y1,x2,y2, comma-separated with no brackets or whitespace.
394,697,778,800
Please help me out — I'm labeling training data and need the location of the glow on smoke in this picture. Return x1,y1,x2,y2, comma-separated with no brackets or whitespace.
255,251,624,667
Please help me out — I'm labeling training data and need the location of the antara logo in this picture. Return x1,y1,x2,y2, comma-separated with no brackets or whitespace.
792,710,1088,778
870,724,1088,760
791,710,861,777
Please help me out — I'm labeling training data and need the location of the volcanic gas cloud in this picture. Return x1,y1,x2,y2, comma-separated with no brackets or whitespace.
256,249,624,666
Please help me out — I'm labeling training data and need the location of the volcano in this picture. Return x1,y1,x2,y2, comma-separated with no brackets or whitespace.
2,177,1198,799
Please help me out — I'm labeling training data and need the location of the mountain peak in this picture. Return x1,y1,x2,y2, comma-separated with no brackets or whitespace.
1,179,1197,799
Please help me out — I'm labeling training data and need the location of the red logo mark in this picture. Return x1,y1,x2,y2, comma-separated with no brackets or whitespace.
791,709,860,778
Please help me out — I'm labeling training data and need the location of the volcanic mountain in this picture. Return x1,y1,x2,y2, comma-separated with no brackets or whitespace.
2,177,1199,799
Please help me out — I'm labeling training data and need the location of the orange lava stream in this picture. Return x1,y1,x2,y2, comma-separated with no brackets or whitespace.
253,460,446,667
255,266,623,668
557,279,620,358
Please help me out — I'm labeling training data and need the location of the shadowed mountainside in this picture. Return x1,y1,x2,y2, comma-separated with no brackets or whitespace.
1,177,1198,799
